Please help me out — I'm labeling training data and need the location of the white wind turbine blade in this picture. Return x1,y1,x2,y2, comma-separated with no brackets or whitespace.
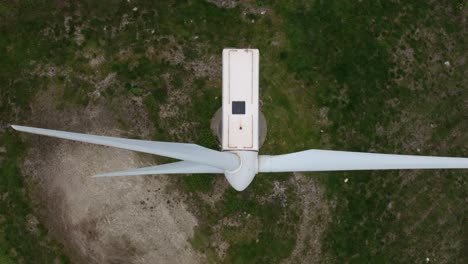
259,149,468,172
94,161,223,177
11,125,239,171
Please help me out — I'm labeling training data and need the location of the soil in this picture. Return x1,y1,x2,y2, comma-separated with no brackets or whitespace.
20,87,204,264
283,173,331,264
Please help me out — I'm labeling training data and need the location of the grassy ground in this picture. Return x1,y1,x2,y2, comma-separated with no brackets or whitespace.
276,1,467,262
0,1,72,263
0,0,466,263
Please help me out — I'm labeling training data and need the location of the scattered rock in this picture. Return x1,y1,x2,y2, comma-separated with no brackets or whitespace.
26,214,40,235
205,0,239,9
74,26,85,46
89,55,105,68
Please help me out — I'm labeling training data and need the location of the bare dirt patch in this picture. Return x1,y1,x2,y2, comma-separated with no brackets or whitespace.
283,173,331,264
20,87,203,264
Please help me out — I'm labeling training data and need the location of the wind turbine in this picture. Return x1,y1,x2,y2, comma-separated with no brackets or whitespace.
12,49,468,191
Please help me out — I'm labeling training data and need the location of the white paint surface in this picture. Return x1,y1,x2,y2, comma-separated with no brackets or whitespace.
222,48,259,151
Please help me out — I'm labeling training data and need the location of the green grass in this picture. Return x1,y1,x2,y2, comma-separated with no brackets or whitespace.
1,0,466,263
183,174,216,193
276,0,467,262
0,2,72,263
0,133,69,263
188,185,299,264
